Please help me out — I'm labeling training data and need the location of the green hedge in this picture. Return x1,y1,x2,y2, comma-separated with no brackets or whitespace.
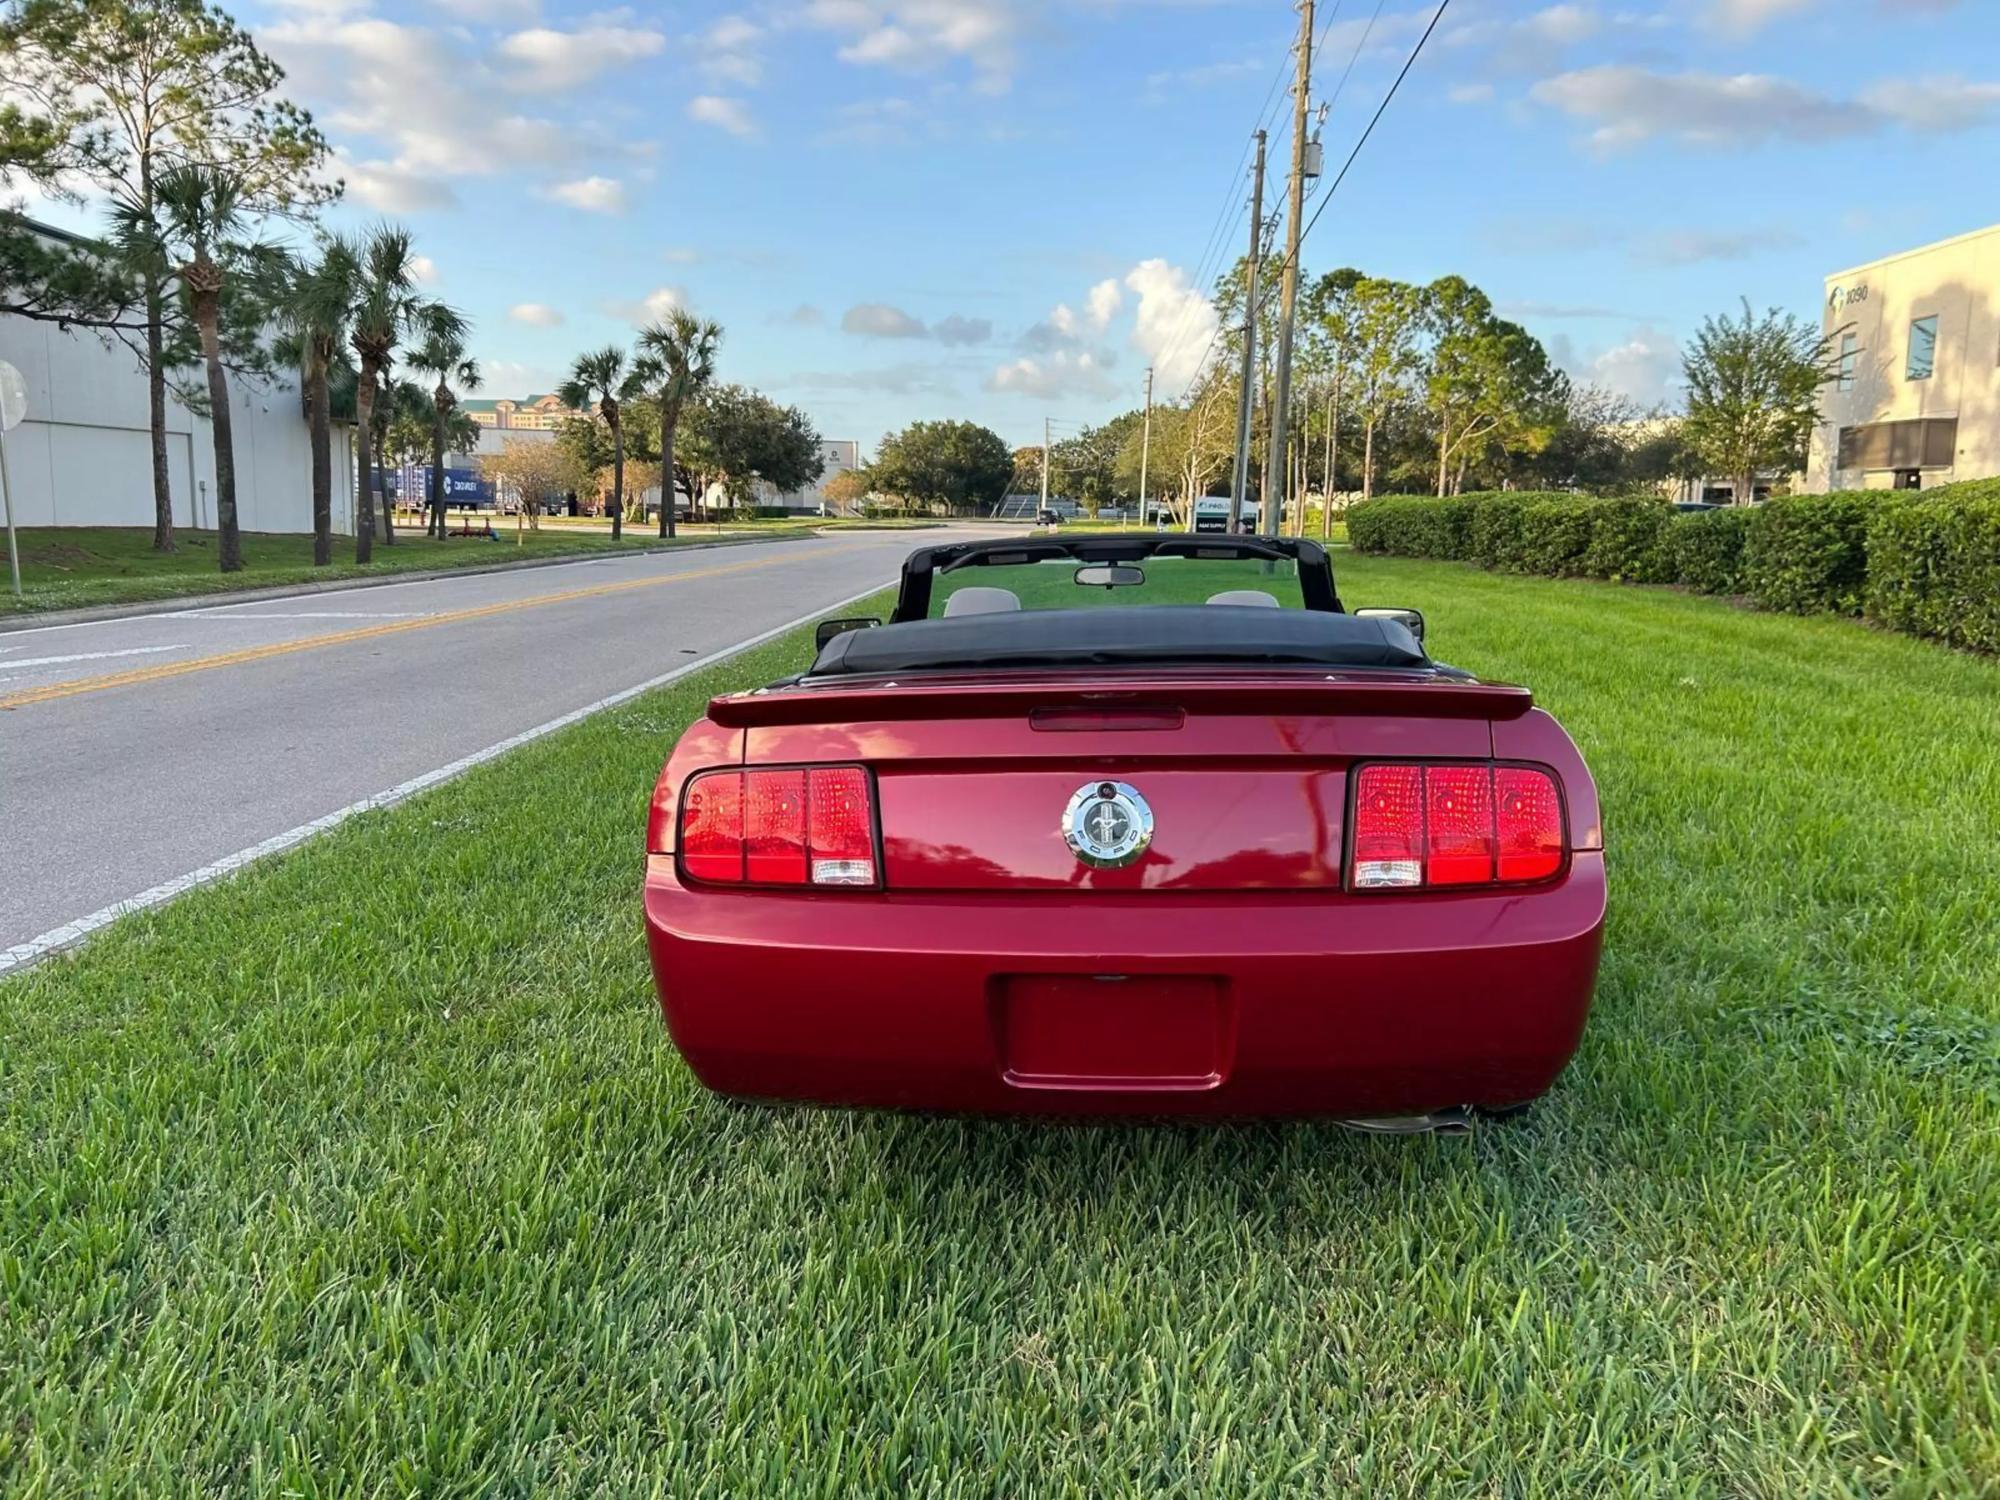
1864,481,2000,651
1342,480,2000,653
1583,498,1675,583
1668,508,1752,595
1741,494,1871,615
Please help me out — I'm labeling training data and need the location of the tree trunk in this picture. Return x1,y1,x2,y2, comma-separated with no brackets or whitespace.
659,403,679,538
1437,417,1451,498
354,368,377,564
139,157,175,554
431,393,447,540
1363,416,1377,504
308,358,332,566
193,293,242,573
1736,469,1753,507
1324,375,1341,539
609,414,624,541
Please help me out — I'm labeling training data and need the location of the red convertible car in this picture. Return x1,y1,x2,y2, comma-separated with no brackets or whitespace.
643,535,1604,1129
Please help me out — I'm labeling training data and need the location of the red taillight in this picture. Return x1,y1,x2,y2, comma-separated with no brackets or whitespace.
1495,766,1564,883
1424,764,1497,886
806,767,876,886
1349,762,1564,891
1352,764,1424,888
678,766,878,888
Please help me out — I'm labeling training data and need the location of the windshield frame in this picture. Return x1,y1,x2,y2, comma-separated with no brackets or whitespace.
889,535,1343,622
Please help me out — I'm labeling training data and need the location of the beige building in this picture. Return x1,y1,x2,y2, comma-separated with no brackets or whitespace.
1807,223,2000,492
463,394,579,430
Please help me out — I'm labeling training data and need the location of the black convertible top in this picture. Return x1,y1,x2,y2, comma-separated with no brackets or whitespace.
808,605,1429,677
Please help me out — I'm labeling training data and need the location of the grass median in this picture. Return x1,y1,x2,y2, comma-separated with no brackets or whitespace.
2,560,1995,1495
1,523,807,616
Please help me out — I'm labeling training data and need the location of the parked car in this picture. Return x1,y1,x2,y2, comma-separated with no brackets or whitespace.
642,536,1605,1128
1672,501,1721,513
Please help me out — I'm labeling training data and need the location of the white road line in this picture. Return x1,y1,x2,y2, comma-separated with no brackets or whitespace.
0,584,887,978
168,610,433,620
0,644,190,670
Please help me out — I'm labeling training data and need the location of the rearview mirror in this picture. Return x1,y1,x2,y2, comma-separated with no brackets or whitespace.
1075,563,1146,589
814,617,881,650
1355,606,1425,645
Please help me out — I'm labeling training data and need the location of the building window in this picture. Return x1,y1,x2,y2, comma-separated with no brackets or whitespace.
1838,332,1858,392
1906,315,1938,380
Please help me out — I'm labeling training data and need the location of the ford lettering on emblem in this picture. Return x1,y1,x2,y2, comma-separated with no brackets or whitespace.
1061,781,1155,869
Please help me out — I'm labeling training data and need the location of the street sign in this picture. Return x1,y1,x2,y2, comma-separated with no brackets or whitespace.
0,359,24,597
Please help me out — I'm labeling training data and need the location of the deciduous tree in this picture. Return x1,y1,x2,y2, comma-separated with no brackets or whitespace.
869,419,1012,515
1681,299,1837,506
635,310,722,538
2,0,336,552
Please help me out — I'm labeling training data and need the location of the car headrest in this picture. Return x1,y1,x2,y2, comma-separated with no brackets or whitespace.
1206,590,1281,608
941,586,1022,618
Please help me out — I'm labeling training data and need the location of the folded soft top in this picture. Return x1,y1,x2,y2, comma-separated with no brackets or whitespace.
808,605,1430,677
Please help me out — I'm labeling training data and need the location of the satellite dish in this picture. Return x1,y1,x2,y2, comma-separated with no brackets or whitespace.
0,362,25,433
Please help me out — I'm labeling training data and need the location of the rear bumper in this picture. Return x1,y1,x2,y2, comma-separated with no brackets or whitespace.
643,855,1606,1117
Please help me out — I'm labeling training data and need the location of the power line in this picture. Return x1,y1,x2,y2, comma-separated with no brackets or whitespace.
1253,0,1452,316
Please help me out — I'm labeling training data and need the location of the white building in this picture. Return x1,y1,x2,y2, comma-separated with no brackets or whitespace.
761,438,862,514
1806,223,2000,493
0,219,349,534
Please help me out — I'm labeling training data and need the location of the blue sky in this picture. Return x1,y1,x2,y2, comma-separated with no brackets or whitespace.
173,0,2000,448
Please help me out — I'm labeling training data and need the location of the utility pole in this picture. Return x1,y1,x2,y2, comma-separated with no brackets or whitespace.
1228,129,1267,531
1137,366,1153,530
1040,416,1051,516
1264,0,1313,538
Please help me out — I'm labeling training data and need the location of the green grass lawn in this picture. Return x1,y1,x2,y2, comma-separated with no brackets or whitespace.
0,524,778,616
2,559,1995,1495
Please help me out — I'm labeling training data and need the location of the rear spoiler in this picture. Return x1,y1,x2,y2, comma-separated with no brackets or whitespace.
707,675,1535,728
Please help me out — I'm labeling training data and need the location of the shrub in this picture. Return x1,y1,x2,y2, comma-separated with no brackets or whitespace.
1582,498,1674,582
1668,508,1753,595
1864,481,2000,651
1469,493,1535,570
1346,495,1477,558
1741,493,1871,614
1517,498,1601,576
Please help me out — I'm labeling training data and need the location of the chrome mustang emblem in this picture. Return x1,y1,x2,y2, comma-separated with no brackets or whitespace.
1062,781,1155,869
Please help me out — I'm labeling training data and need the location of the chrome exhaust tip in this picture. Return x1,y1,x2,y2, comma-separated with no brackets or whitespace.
1338,1105,1475,1136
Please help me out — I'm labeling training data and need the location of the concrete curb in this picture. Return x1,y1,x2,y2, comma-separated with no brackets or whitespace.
0,530,823,633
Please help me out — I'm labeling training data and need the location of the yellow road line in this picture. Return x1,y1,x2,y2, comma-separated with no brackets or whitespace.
1,544,871,711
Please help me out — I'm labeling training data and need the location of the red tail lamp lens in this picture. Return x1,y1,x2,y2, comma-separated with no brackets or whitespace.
1424,764,1497,886
1352,764,1425,888
1495,767,1564,883
1350,762,1565,890
807,767,877,885
679,767,877,887
680,771,745,884
744,769,807,885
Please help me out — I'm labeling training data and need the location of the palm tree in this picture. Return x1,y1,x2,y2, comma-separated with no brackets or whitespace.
558,346,640,540
141,166,260,573
408,308,478,539
275,238,361,565
636,311,723,539
349,227,435,562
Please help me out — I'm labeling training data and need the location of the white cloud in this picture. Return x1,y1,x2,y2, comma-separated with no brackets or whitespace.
509,303,565,327
1124,258,1218,397
260,14,622,212
1449,82,1496,104
932,314,993,346
842,302,929,338
1704,0,1816,36
1861,75,2000,131
779,362,959,396
774,304,826,326
545,175,627,213
986,349,1118,400
662,246,701,264
1577,324,1683,406
700,15,764,86
688,95,757,137
1637,227,1804,265
496,25,665,92
804,0,1020,92
603,287,687,324
1531,67,1874,150
1085,278,1123,331
408,254,438,284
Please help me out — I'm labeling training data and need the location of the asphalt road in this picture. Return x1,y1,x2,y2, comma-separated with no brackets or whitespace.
0,528,992,962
